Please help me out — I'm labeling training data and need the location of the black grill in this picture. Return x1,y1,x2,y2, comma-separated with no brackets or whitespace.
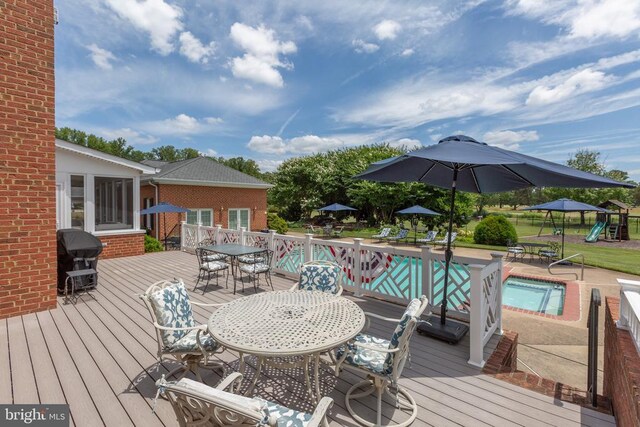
56,229,103,294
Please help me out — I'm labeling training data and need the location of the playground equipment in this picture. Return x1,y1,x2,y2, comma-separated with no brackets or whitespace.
597,200,630,241
585,221,607,243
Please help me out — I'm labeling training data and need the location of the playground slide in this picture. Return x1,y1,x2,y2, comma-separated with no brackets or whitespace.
585,221,606,243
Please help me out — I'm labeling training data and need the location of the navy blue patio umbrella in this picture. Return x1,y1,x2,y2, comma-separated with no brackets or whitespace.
397,205,440,244
523,198,610,258
355,135,633,343
140,202,191,250
318,203,357,212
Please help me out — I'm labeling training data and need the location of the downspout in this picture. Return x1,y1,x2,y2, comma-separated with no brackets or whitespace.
149,180,159,240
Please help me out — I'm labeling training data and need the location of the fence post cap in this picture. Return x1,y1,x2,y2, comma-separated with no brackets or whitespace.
490,252,504,259
468,264,485,271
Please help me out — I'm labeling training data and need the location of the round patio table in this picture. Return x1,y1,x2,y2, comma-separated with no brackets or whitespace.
208,290,365,401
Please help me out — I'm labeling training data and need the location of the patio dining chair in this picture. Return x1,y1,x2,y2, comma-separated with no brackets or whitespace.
238,250,274,293
386,228,409,243
290,260,344,296
506,239,525,261
197,239,227,262
157,373,333,427
237,239,268,266
371,227,391,241
539,241,561,264
140,279,225,381
334,295,429,427
416,230,438,245
195,247,230,293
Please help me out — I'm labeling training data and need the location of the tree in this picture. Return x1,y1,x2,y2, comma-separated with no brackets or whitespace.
150,145,200,162
214,157,263,179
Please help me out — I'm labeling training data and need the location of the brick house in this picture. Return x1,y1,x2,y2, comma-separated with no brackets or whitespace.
55,139,156,259
140,157,272,242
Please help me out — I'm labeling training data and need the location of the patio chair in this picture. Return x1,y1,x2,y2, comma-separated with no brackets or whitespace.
290,260,343,296
539,242,561,264
140,279,224,381
335,295,429,427
331,225,345,238
237,239,268,265
197,239,227,262
416,230,438,245
306,224,322,235
238,250,274,293
371,227,391,241
434,231,457,249
157,373,333,427
386,228,409,243
506,239,525,261
195,247,230,293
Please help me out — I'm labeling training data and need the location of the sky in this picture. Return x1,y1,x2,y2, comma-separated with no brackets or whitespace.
55,0,640,179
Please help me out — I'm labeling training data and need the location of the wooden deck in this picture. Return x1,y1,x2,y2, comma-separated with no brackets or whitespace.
0,251,614,426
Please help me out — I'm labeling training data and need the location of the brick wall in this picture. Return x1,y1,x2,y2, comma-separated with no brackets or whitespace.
604,297,640,426
97,233,145,259
0,1,56,319
141,183,268,240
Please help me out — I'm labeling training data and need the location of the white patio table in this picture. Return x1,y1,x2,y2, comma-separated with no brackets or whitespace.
208,290,365,401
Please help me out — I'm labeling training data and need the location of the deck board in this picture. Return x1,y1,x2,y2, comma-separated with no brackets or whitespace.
0,251,615,426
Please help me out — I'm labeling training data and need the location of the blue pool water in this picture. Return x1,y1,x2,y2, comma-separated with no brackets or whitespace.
502,277,565,315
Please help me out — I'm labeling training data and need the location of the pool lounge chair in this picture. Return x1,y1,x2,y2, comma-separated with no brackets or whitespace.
416,230,438,245
332,225,345,238
434,232,457,249
371,227,391,241
387,228,409,243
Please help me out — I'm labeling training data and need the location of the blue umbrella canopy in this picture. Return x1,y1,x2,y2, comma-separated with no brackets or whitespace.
318,203,357,212
397,205,440,216
523,198,610,212
140,202,190,214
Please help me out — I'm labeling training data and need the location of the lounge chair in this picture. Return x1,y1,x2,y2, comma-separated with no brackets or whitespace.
434,231,457,248
335,295,429,427
416,230,438,244
386,228,409,243
290,260,343,296
331,225,344,237
371,227,391,241
157,374,333,427
306,224,322,235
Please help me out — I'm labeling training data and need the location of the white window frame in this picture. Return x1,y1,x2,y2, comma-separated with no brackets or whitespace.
228,208,251,230
185,208,213,227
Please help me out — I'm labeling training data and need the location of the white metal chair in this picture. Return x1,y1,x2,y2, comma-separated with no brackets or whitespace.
195,247,230,293
290,260,344,296
335,296,429,427
140,279,225,381
157,373,334,427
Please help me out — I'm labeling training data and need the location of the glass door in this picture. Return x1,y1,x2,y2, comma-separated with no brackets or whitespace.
228,209,250,230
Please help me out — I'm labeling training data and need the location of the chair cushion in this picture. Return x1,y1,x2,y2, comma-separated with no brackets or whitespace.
203,261,228,272
149,282,195,348
203,253,226,262
239,262,270,274
298,264,340,294
539,250,557,257
262,401,312,427
385,298,422,371
335,333,391,375
238,254,266,264
508,247,524,253
167,328,220,353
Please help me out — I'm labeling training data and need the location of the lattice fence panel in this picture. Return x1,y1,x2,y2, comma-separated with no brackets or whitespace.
360,251,421,302
220,230,239,244
311,243,355,288
482,268,501,340
182,225,198,251
430,259,471,314
245,233,268,249
273,238,304,274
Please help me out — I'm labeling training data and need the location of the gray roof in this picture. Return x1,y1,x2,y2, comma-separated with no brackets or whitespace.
141,159,169,168
145,156,271,188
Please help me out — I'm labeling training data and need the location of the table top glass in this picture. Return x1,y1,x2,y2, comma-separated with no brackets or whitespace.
208,290,365,356
202,244,265,256
519,242,550,248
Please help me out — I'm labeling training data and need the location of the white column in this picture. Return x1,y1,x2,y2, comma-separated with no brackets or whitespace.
353,238,363,297
491,252,504,335
468,264,486,368
304,234,313,263
85,174,95,233
617,279,640,329
180,221,186,251
421,246,432,303
240,226,246,245
215,224,222,245
268,229,276,252
132,175,140,231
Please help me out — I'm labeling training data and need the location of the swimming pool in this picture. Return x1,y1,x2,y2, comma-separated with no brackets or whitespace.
502,276,566,315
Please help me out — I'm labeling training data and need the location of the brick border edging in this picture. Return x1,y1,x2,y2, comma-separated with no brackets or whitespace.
483,330,612,415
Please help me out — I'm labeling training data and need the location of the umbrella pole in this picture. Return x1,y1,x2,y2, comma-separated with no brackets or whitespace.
163,212,167,251
440,168,458,325
561,212,565,259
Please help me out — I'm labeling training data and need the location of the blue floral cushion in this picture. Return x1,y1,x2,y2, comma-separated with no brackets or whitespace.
385,298,422,371
239,262,270,274
335,333,391,375
168,328,220,353
298,264,340,294
149,282,195,348
258,400,312,427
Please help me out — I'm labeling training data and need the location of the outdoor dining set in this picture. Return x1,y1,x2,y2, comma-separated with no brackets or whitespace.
140,239,428,427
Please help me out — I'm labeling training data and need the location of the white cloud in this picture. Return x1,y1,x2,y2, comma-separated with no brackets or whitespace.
99,127,159,145
526,69,612,106
202,148,218,156
229,23,297,87
401,48,414,57
374,20,401,40
179,32,215,64
204,117,224,124
352,39,380,54
86,43,116,70
388,138,422,150
105,0,183,55
139,113,224,136
483,130,539,149
247,134,343,154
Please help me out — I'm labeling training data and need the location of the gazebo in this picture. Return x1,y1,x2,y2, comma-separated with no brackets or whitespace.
597,200,630,241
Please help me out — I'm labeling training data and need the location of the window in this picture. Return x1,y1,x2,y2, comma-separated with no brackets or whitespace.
95,177,133,231
186,209,213,226
70,175,85,229
228,208,250,230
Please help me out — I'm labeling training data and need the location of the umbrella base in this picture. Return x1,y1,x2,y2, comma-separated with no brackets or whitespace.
417,315,469,344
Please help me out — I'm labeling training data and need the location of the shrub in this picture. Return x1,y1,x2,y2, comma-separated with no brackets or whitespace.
473,215,517,246
267,212,288,234
144,235,164,252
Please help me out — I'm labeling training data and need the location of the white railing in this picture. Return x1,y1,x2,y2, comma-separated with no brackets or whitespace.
181,222,504,365
617,279,640,354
